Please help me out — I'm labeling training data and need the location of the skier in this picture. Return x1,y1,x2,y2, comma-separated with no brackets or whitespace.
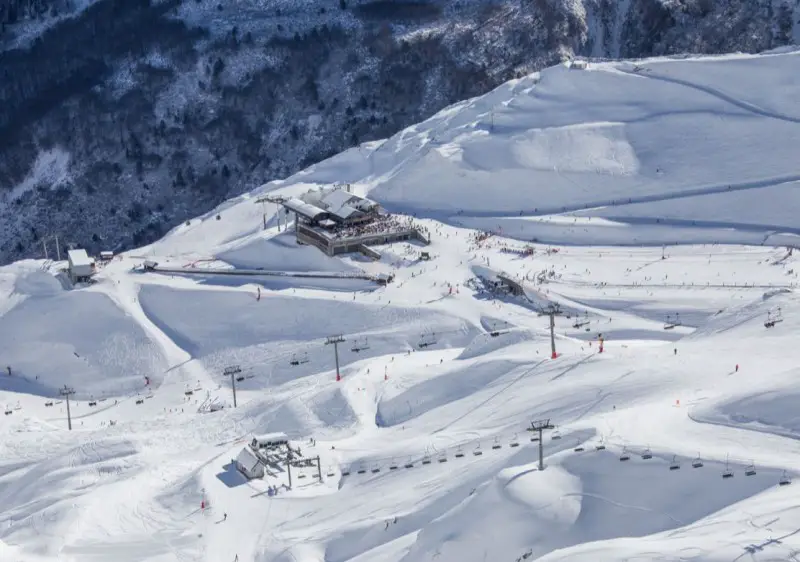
257,287,261,301
674,348,677,355
735,364,739,373
223,513,227,521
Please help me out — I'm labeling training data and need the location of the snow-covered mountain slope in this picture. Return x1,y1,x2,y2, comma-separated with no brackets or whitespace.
2,0,799,265
2,51,800,562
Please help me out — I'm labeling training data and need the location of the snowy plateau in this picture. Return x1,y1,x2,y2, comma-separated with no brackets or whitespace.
2,49,800,562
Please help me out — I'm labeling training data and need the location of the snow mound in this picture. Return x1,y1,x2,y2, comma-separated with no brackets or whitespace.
0,291,166,397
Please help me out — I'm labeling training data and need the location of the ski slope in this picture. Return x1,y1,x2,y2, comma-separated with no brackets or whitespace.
2,49,800,562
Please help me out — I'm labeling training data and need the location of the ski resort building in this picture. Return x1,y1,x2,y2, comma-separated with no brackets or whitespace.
279,186,429,259
235,446,265,480
67,249,95,283
251,432,289,450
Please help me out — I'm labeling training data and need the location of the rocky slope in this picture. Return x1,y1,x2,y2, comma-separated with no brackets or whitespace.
1,0,798,262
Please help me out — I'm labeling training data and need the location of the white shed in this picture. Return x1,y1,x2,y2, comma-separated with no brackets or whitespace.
235,447,265,479
570,60,588,70
67,249,94,282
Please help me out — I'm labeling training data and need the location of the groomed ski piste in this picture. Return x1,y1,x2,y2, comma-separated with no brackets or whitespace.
2,49,800,562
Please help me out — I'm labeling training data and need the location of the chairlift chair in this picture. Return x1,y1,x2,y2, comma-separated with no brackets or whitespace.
297,471,307,479
595,441,606,451
418,332,437,349
692,454,704,468
530,434,540,442
236,375,245,382
641,447,652,460
509,434,520,448
371,465,381,473
473,443,483,456
404,457,414,468
619,447,631,462
551,428,562,440
492,437,502,450
290,354,300,366
389,459,399,470
326,467,335,477
722,461,734,479
438,453,448,463
664,314,676,330
351,337,370,353
745,462,756,476
341,467,351,476
455,446,465,458
574,442,585,453
780,470,791,486
357,465,367,474
669,455,680,470
422,455,432,465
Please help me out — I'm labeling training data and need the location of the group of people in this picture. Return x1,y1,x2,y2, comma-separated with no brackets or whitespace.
330,214,426,240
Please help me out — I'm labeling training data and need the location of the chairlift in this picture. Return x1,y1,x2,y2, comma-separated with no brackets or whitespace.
326,467,335,477
473,443,483,456
492,437,502,450
389,459,399,470
236,375,245,382
641,447,652,460
530,434,540,442
422,455,432,465
455,446,465,458
371,465,381,474
619,447,630,462
573,312,590,329
4,408,11,416
342,467,352,476
692,454,703,468
44,401,54,407
404,457,415,469
438,453,448,463
669,455,680,470
297,471,307,479
418,332,437,349
88,400,97,407
779,470,791,486
509,434,520,448
745,461,756,476
574,442,585,453
595,440,606,451
184,389,194,396
289,352,310,366
664,314,676,330
357,465,367,474
351,337,370,353
551,428,562,440
722,456,733,479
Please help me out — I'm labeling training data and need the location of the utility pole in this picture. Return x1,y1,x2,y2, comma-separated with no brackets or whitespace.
325,335,346,381
60,385,75,430
549,309,557,359
315,456,322,481
223,365,241,408
529,419,554,470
